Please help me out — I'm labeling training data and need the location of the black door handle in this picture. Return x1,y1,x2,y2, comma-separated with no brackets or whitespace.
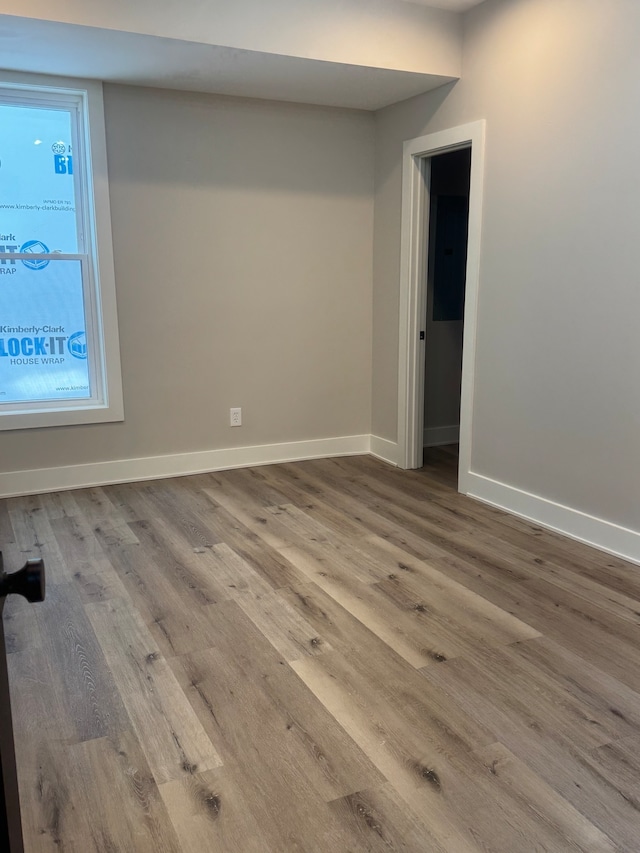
0,559,45,603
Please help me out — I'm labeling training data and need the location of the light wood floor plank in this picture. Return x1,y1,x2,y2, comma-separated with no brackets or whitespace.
472,741,617,853
290,652,486,853
170,600,383,802
422,653,640,851
327,782,450,853
159,768,271,853
2,449,639,851
9,504,71,584
85,596,223,784
49,514,130,604
34,581,133,743
94,524,221,658
170,641,378,850
65,732,183,853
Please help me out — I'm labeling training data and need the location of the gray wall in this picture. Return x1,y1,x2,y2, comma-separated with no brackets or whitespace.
5,0,640,541
2,85,374,472
373,0,640,530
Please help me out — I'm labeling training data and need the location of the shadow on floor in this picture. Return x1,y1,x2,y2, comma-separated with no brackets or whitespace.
421,443,459,490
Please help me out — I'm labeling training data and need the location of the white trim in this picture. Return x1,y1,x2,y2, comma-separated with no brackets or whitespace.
397,121,486,492
4,436,639,566
0,435,371,498
369,435,399,466
466,471,640,567
398,150,428,471
423,425,459,447
85,75,124,426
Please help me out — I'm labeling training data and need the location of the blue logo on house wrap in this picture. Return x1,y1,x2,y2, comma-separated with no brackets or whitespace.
20,240,50,270
67,331,87,359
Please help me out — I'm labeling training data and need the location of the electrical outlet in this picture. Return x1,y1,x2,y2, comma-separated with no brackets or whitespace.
230,407,242,427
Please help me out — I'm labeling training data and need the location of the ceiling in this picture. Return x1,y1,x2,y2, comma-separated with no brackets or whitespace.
0,17,456,111
0,1,486,111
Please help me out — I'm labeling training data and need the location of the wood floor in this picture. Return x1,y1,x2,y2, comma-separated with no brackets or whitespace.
3,448,640,851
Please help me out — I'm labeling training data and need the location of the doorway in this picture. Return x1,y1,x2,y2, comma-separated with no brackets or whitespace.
422,148,471,479
397,121,485,494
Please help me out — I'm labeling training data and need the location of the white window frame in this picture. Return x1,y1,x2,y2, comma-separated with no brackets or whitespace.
0,71,123,431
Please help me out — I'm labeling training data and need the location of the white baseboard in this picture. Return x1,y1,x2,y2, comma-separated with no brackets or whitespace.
423,425,460,447
4,438,638,567
0,434,371,499
369,435,399,466
465,471,640,567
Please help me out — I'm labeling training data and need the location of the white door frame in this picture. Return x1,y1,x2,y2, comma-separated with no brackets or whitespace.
397,120,485,493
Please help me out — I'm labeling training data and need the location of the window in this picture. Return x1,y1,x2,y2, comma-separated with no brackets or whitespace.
0,73,123,430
